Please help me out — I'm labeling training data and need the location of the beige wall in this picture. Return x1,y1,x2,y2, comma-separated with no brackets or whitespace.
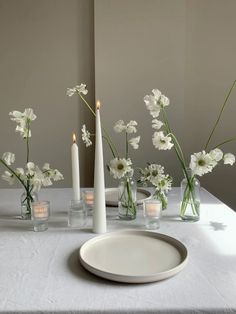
94,0,236,209
0,0,95,189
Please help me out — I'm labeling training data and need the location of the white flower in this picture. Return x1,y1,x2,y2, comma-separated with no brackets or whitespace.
53,169,64,181
158,175,172,193
113,120,137,134
42,163,50,171
2,171,15,185
129,136,140,149
16,168,25,177
67,84,88,96
144,95,160,118
2,152,15,166
159,94,170,107
224,153,235,165
26,162,35,176
9,108,36,138
66,87,76,97
152,131,174,150
42,177,53,186
109,158,133,179
75,84,88,95
209,148,223,168
126,120,137,133
114,120,126,133
190,151,214,176
209,148,223,162
81,124,92,147
152,119,163,130
152,89,162,101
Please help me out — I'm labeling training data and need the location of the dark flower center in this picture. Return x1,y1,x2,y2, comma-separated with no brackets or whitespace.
198,159,205,167
117,163,124,170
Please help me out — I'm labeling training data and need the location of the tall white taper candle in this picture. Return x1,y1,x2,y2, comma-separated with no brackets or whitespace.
71,133,81,201
93,100,106,234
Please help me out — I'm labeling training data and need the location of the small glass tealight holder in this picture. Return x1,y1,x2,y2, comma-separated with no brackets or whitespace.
82,190,94,215
32,201,50,232
143,199,162,230
68,199,87,228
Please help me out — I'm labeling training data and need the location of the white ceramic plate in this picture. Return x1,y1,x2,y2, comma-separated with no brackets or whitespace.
105,188,151,206
79,230,188,283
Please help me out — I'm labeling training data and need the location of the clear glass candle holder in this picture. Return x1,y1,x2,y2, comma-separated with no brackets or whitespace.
32,201,50,232
68,200,87,228
143,199,162,230
82,190,94,215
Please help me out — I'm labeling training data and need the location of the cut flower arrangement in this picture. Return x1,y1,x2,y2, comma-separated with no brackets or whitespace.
0,108,64,219
67,84,172,218
144,80,236,220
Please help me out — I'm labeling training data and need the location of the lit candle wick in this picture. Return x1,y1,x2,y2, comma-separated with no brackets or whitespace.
72,133,76,143
96,100,101,110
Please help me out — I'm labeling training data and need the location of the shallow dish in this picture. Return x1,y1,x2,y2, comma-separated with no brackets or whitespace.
105,188,151,206
79,230,188,283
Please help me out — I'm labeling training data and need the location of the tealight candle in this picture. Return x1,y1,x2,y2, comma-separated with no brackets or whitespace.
32,201,50,232
83,190,94,205
143,199,162,230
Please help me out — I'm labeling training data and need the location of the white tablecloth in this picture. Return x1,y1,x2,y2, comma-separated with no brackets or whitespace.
0,187,236,314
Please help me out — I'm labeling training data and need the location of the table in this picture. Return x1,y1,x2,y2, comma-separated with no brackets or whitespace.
0,187,236,314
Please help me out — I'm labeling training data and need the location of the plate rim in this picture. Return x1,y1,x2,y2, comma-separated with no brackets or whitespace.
105,187,151,206
79,230,188,283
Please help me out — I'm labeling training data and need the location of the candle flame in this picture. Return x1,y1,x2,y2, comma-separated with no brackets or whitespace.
96,100,101,110
72,133,76,143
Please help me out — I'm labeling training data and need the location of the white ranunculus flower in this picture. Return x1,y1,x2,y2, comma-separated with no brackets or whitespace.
113,120,126,133
190,151,214,176
209,148,223,162
2,152,15,166
42,176,52,187
16,168,25,177
66,87,76,97
152,131,174,150
144,95,160,118
81,124,92,147
152,119,163,130
2,171,15,185
26,162,35,176
42,163,50,171
224,153,235,165
109,158,133,179
126,120,137,133
129,136,140,149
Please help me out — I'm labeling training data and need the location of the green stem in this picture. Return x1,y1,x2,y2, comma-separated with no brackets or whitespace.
212,137,236,150
125,132,128,159
205,80,236,150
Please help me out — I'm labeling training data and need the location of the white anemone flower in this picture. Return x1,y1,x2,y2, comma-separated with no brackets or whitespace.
2,171,15,185
152,131,174,150
126,120,137,133
152,119,163,130
2,152,15,166
113,120,126,133
223,153,235,165
129,136,140,149
81,124,92,147
109,158,133,179
190,151,214,176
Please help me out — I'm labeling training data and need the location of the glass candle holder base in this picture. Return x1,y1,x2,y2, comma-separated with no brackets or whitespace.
145,217,160,230
33,221,48,232
68,200,87,228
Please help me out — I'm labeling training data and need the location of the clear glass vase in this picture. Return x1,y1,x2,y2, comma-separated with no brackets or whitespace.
21,190,38,220
153,190,168,210
118,177,137,220
180,168,200,221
